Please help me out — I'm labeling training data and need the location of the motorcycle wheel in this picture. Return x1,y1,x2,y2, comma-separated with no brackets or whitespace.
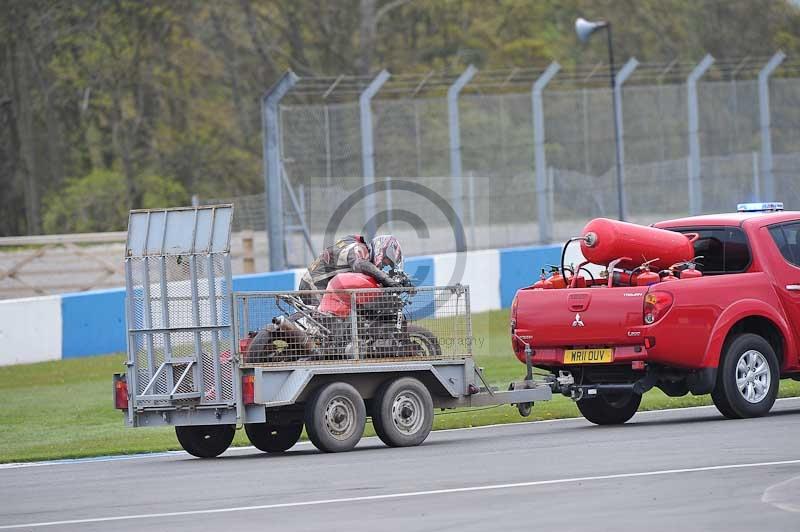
405,325,442,357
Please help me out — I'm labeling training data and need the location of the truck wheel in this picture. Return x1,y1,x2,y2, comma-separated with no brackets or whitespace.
244,423,303,453
711,333,779,419
373,377,434,447
304,382,366,453
577,392,642,425
175,424,235,458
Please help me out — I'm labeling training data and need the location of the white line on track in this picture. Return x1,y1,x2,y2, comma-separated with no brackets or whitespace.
3,458,800,529
2,396,800,470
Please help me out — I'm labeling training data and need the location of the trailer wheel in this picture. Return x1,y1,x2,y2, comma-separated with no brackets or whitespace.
244,423,303,453
373,377,434,447
175,424,235,458
304,382,366,453
711,333,778,419
577,391,641,425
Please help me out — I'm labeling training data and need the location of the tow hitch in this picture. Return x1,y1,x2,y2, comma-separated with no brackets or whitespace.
552,369,657,401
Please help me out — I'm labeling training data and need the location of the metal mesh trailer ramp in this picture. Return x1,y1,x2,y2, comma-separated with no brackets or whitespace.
116,206,551,457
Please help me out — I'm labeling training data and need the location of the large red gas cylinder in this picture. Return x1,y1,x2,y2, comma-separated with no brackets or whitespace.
580,218,694,271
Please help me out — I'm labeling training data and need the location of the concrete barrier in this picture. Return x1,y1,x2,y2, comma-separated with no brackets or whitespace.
0,295,63,365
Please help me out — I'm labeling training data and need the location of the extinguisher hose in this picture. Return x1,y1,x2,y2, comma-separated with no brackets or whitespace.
561,236,588,285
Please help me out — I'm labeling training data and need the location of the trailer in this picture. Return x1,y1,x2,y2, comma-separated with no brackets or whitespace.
114,205,552,457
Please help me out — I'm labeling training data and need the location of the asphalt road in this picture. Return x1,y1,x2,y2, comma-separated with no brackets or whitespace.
4,399,800,532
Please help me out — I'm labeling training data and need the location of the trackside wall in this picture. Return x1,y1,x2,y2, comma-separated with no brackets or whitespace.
0,245,559,366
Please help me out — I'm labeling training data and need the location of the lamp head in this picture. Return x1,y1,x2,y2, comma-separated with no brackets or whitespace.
575,17,608,43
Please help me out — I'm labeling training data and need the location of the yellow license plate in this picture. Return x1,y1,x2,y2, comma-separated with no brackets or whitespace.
564,348,613,364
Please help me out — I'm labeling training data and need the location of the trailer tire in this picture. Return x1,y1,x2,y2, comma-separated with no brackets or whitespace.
577,391,641,425
373,377,434,447
304,382,366,453
244,423,303,453
175,424,235,458
711,333,778,419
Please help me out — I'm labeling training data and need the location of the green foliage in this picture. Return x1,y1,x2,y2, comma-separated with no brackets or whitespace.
140,174,190,210
42,170,129,233
4,0,800,235
42,170,187,233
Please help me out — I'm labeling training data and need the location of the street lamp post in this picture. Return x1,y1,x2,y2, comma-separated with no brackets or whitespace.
575,18,626,221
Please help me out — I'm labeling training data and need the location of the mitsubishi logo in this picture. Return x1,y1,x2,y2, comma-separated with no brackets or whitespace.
572,313,585,327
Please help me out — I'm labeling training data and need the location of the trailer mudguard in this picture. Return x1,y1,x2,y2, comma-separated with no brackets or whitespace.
701,298,795,369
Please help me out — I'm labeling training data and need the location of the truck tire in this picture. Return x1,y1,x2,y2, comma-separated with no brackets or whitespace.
175,424,235,458
711,333,779,419
577,392,642,425
244,423,303,453
304,382,366,453
372,377,434,447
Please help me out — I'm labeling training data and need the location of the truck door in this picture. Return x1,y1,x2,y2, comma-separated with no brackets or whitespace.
766,221,800,364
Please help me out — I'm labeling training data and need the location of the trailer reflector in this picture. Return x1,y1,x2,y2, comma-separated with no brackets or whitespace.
114,375,128,410
242,375,255,405
239,337,253,354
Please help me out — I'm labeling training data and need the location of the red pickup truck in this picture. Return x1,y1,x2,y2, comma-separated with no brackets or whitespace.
511,205,800,425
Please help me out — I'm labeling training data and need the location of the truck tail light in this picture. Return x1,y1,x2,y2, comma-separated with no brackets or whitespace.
242,374,255,405
114,374,129,410
643,291,673,325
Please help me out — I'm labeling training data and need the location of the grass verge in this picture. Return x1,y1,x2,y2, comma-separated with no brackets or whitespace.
2,309,799,463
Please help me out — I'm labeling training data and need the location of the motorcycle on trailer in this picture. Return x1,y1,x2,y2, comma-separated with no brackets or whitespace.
243,270,442,364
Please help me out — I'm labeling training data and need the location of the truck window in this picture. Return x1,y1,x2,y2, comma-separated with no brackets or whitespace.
769,222,800,267
676,228,750,274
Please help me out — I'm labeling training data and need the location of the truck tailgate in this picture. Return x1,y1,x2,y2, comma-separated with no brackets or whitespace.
512,286,648,347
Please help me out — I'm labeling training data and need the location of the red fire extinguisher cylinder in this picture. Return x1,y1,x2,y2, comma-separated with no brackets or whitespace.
580,218,695,271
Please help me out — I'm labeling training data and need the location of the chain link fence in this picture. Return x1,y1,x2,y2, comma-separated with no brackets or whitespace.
219,61,800,269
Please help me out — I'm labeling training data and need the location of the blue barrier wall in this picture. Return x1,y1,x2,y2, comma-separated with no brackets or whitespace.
61,288,126,358
499,244,561,307
232,271,296,292
404,256,434,287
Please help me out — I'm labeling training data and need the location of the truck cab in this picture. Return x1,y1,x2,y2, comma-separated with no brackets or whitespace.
511,203,800,424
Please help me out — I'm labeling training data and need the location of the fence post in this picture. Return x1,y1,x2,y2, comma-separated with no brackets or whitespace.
759,51,785,201
262,70,298,271
385,176,393,234
613,58,639,221
752,151,761,201
467,171,476,248
242,230,255,273
687,54,715,215
360,69,391,238
532,62,560,243
324,104,332,185
448,64,478,226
